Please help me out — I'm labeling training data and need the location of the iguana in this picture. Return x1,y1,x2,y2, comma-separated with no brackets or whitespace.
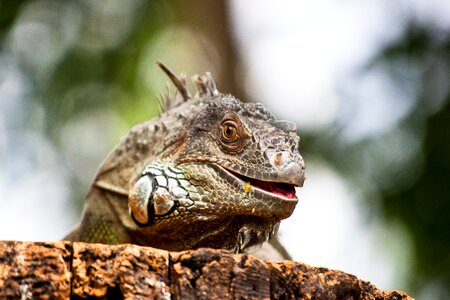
65,62,305,256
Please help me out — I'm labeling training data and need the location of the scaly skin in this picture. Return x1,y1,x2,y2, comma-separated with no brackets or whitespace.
65,63,305,254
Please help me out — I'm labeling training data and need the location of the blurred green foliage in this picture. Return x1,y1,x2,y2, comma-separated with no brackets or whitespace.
0,1,448,298
303,20,450,297
381,26,450,292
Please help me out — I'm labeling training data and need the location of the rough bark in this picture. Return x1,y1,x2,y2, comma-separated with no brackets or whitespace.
0,241,413,300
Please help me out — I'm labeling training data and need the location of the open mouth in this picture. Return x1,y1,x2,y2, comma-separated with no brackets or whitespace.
226,168,298,200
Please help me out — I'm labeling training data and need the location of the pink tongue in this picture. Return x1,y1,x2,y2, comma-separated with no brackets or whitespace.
252,180,297,199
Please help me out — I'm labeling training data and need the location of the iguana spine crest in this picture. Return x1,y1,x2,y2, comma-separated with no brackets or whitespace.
157,61,219,113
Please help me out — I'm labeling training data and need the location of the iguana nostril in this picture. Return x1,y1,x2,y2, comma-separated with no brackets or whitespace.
274,152,284,167
266,149,289,168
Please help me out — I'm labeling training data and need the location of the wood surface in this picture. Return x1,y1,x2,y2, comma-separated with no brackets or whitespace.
0,241,413,299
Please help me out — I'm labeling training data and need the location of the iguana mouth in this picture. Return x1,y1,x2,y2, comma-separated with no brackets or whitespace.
216,165,298,200
229,169,297,199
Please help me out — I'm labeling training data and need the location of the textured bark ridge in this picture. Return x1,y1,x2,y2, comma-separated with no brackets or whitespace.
0,241,413,300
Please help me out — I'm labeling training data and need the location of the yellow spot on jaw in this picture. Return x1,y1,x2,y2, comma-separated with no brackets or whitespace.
244,182,251,193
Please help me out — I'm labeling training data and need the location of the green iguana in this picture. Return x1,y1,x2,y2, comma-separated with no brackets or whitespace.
65,62,305,256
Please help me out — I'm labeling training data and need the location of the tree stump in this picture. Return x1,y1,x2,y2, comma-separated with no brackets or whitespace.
0,241,413,299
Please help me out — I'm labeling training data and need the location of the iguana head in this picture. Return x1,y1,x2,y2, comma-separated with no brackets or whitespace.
125,63,305,252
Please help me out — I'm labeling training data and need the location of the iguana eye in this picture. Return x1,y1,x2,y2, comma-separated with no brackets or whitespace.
222,121,238,142
216,114,251,153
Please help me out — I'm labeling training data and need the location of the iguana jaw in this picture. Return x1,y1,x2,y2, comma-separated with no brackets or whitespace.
214,164,299,202
227,168,298,200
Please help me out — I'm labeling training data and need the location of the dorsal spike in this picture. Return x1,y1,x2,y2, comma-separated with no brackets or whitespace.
192,74,208,97
156,61,191,101
205,72,219,96
157,85,172,114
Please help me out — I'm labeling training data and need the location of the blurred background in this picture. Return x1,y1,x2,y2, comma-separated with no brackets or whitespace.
0,0,449,298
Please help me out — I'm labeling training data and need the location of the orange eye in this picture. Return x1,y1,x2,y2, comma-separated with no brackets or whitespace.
222,123,238,141
218,115,249,153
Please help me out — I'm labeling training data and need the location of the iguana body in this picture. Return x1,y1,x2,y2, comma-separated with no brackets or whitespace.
66,62,305,255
